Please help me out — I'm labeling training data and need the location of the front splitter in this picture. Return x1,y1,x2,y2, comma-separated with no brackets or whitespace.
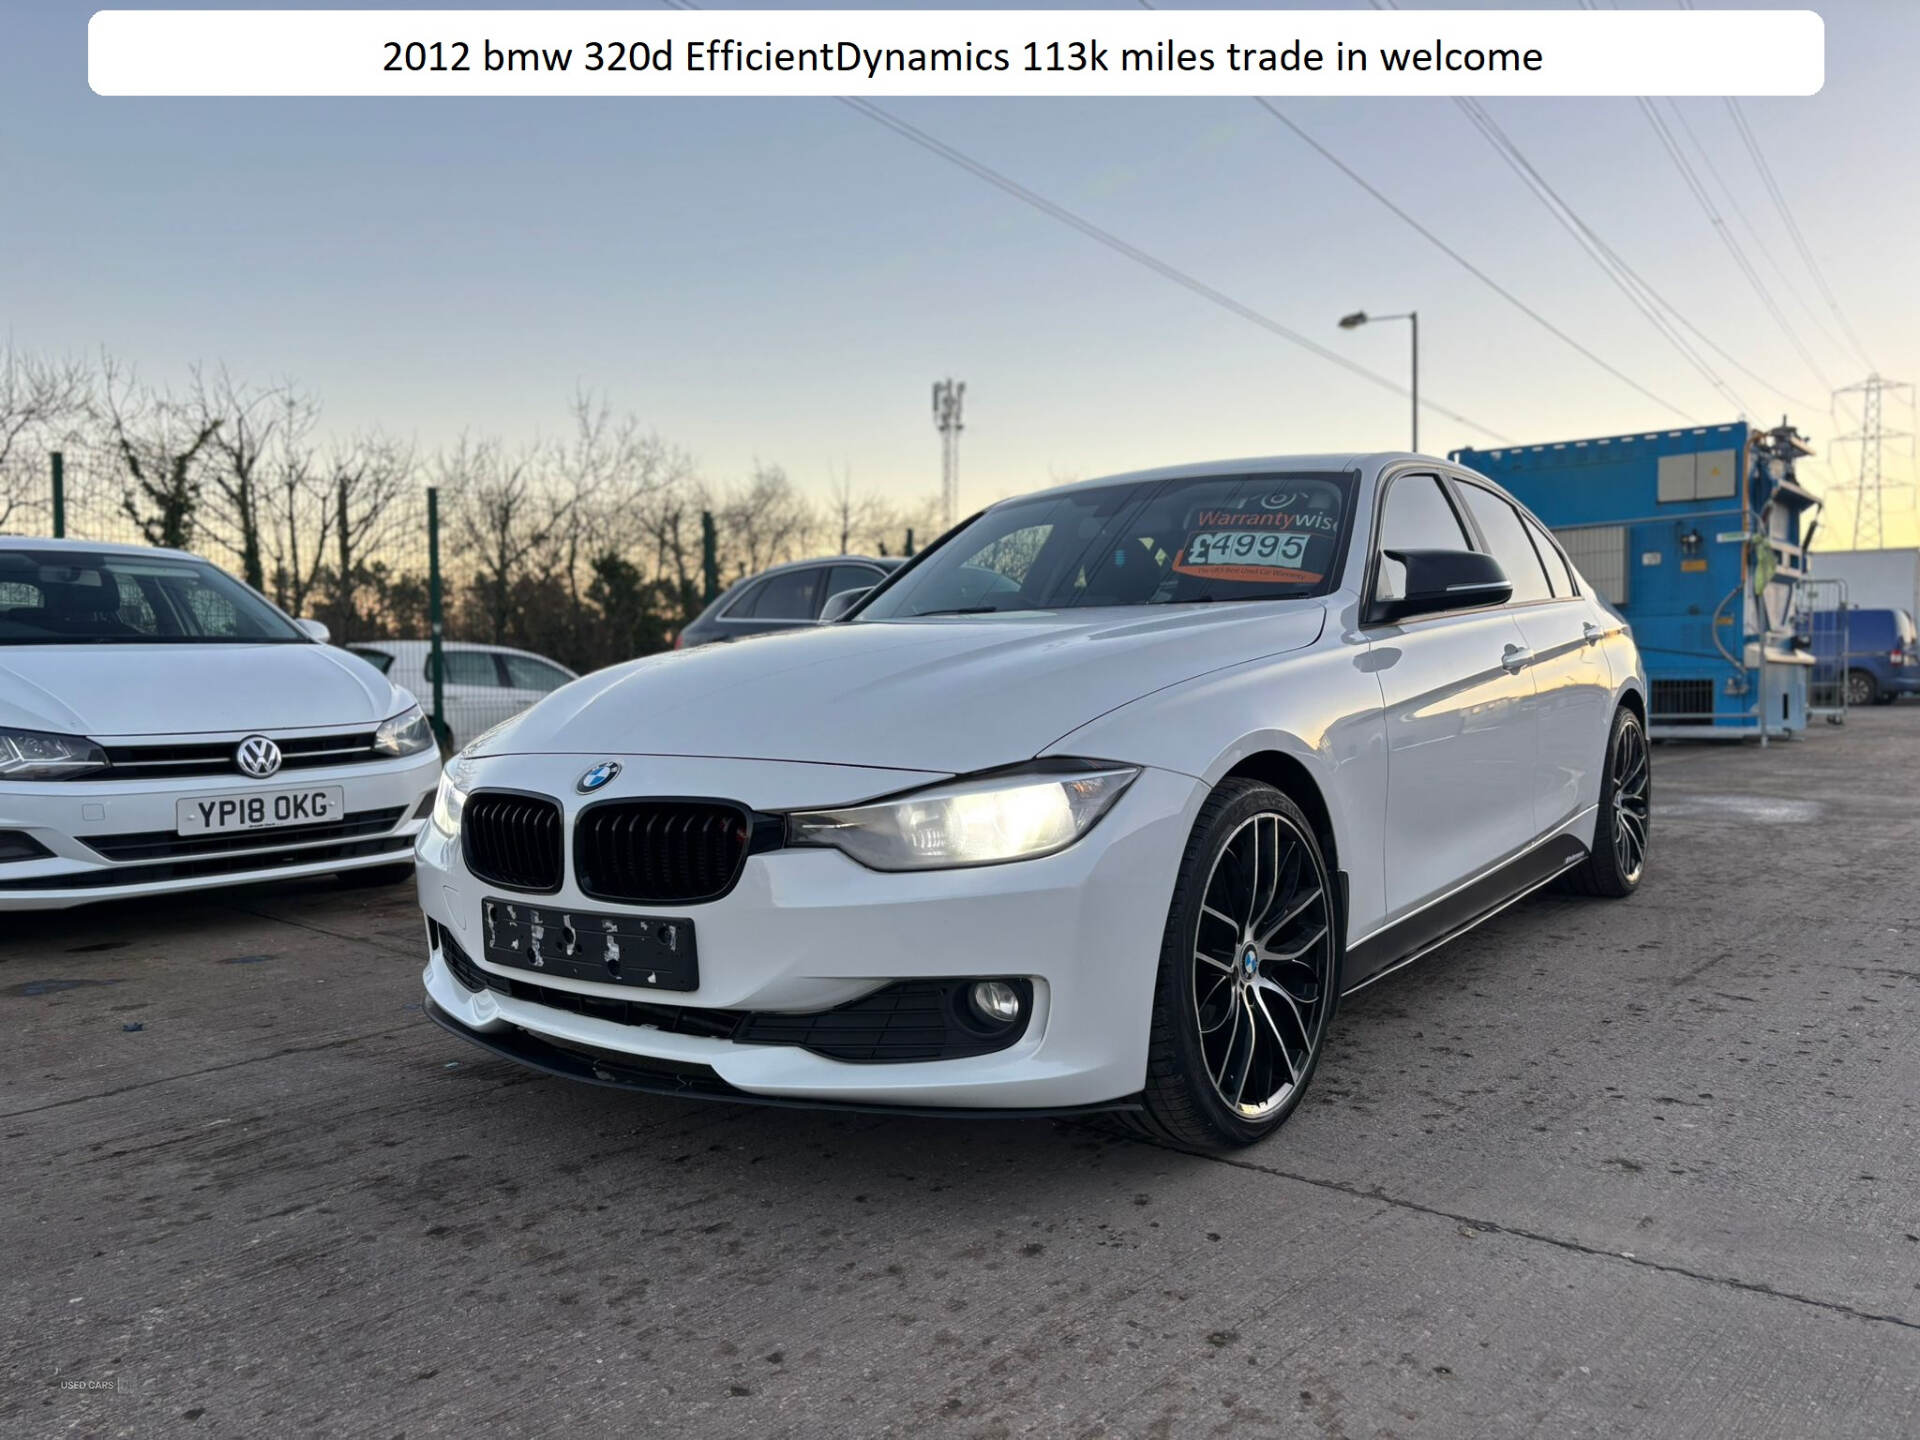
425,999,1143,1120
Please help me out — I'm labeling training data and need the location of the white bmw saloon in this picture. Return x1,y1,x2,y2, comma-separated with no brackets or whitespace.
0,539,441,909
417,455,1649,1149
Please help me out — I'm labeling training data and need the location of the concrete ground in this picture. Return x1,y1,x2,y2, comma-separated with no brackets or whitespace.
3,709,1917,1440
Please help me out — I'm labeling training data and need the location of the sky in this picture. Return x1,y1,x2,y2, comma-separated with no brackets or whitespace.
5,0,1917,545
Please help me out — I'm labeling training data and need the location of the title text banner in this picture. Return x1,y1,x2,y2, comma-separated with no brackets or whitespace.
89,9,1826,98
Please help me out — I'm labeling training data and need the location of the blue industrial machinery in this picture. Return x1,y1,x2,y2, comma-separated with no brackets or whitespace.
1454,421,1820,739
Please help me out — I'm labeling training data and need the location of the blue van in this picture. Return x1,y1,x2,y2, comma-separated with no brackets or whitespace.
1812,607,1920,705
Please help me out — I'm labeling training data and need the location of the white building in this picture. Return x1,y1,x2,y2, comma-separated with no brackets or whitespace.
1806,547,1920,619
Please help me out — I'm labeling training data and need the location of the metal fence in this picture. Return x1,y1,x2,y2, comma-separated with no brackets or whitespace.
1792,577,1850,724
1,448,731,753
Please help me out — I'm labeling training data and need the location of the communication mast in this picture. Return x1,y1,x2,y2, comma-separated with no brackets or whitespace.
1830,375,1915,547
932,378,965,528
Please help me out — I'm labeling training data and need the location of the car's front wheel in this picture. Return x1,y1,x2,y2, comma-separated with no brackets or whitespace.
1133,780,1338,1151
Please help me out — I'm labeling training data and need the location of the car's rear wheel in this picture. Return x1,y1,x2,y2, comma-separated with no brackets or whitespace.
1565,705,1649,898
1846,669,1880,707
1131,780,1337,1151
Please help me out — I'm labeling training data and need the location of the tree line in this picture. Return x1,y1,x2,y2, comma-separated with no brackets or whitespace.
0,348,942,672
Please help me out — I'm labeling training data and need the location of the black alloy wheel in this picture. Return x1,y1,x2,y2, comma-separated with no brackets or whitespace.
1566,705,1650,899
1132,780,1338,1151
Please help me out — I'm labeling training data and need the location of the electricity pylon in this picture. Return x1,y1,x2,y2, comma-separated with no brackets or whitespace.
1831,375,1914,547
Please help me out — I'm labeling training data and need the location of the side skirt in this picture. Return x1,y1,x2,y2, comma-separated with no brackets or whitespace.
1340,832,1588,996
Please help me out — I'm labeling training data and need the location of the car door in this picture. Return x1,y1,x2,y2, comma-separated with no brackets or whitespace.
498,652,578,718
1453,481,1614,837
431,649,507,751
821,563,887,616
717,566,827,640
1368,471,1542,927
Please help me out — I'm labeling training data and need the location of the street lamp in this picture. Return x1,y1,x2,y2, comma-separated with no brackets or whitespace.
1338,309,1420,453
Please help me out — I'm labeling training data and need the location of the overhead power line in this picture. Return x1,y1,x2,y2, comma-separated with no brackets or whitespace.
658,0,1507,441
1722,98,1878,374
1663,99,1854,366
1128,0,1694,422
839,96,1505,440
1366,0,1756,416
1250,99,1697,423
1452,97,1757,418
1628,95,1828,406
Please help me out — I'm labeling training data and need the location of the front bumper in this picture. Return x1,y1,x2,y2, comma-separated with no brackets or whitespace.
0,747,441,909
417,753,1203,1111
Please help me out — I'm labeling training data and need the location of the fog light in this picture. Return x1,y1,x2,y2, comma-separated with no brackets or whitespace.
968,980,1022,1026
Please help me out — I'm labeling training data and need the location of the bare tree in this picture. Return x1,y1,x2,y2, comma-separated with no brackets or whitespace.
258,387,325,613
195,367,305,590
442,434,561,645
825,464,887,555
321,430,419,637
714,462,818,580
0,348,91,530
850,490,945,558
103,356,221,550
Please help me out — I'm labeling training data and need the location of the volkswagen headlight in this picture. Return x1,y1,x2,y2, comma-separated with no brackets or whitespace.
787,762,1138,871
373,703,435,757
430,769,468,839
0,728,109,781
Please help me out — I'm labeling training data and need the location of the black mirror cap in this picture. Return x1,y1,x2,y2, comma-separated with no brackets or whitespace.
1371,549,1512,624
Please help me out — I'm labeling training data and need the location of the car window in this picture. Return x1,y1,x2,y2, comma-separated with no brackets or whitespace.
1456,484,1554,605
860,471,1356,619
0,550,305,644
1375,474,1471,602
1523,514,1576,596
428,651,501,686
502,654,572,692
350,647,394,674
823,565,884,609
743,567,820,621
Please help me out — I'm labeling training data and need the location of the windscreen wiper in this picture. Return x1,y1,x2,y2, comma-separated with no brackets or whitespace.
1181,591,1313,604
911,606,1005,617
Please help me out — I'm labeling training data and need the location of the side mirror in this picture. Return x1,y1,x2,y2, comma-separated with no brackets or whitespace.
296,617,332,643
818,586,873,624
1371,549,1511,624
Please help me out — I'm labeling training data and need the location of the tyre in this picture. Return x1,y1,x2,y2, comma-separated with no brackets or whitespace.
1846,669,1880,707
1129,779,1339,1151
1565,705,1649,899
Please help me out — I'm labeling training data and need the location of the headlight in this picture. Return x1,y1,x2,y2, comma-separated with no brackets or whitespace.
787,762,1139,871
0,728,109,781
374,703,435,757
430,770,468,839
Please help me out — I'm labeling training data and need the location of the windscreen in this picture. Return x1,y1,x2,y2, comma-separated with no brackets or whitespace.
859,472,1355,619
0,550,307,645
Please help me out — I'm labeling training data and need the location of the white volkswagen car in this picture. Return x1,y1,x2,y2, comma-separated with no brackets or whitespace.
0,539,442,909
417,455,1649,1149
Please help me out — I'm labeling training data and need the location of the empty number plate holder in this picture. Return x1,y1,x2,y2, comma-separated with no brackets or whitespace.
481,898,698,992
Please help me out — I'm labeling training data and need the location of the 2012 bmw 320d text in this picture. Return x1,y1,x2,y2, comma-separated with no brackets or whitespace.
415,454,1650,1149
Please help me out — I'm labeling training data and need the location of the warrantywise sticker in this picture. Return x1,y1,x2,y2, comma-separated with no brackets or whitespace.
1172,496,1336,584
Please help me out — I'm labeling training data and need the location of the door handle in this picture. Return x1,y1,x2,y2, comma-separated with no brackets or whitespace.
1501,643,1533,673
1582,622,1604,646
